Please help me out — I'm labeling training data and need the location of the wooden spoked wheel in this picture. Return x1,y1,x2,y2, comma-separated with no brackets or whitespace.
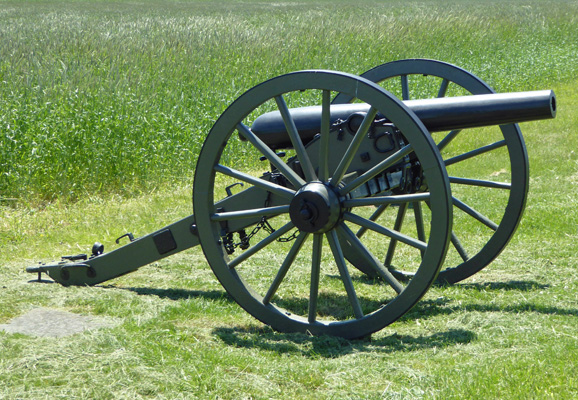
333,59,529,283
333,59,529,285
193,70,452,338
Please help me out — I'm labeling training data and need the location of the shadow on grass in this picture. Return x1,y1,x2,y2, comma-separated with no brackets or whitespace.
120,277,575,319
121,286,234,302
455,280,550,291
399,283,578,320
211,292,577,357
348,276,550,292
462,302,578,316
115,279,547,305
118,279,576,354
272,279,560,321
400,289,578,320
213,325,476,358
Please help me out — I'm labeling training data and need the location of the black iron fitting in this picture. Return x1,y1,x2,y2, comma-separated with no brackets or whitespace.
115,232,135,244
62,254,88,261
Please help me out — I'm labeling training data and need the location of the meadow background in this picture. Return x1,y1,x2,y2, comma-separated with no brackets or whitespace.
1,0,578,399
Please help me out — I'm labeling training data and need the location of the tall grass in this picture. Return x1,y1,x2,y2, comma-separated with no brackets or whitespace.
1,0,577,203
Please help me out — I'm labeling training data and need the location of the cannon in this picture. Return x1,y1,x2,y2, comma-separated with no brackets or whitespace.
27,59,556,339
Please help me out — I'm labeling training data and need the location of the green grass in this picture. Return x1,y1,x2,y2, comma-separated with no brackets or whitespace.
2,151,578,399
2,0,578,399
1,0,578,202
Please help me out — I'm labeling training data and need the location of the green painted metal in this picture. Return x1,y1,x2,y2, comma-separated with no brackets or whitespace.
28,215,199,286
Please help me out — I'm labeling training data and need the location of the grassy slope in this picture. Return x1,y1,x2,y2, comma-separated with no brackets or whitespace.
2,1,578,399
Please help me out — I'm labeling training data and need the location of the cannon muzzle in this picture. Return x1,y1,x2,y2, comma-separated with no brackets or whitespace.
251,90,556,149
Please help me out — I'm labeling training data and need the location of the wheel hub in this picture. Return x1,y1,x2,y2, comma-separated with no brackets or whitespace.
289,182,341,233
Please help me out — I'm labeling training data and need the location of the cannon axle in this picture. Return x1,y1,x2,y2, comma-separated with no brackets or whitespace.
289,182,341,233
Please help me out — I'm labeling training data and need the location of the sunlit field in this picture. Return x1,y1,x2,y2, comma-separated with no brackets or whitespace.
1,1,578,399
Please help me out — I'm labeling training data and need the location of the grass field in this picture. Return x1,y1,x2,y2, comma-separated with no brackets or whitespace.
1,0,577,203
2,0,578,399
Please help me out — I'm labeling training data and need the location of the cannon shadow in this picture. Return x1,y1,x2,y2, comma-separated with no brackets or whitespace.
117,278,576,355
117,278,576,321
114,279,548,303
119,286,235,302
118,278,577,320
401,279,577,318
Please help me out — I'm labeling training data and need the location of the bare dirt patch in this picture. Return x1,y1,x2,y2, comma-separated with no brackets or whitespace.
0,308,118,337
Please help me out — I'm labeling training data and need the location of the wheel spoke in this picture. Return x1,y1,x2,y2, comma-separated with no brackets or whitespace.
339,144,414,196
318,90,331,182
444,140,506,167
326,229,364,319
451,231,470,262
215,164,296,200
337,224,404,294
401,75,410,100
228,221,295,269
211,205,290,221
437,129,462,152
449,176,511,190
437,78,450,98
423,200,469,262
344,192,431,208
330,107,378,185
237,122,306,188
340,59,528,286
263,231,309,304
356,204,389,238
195,68,456,337
413,202,426,257
384,203,408,266
275,95,317,182
308,233,323,323
452,196,499,231
344,209,427,252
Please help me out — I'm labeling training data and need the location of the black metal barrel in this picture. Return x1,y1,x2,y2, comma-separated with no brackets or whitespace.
250,90,556,149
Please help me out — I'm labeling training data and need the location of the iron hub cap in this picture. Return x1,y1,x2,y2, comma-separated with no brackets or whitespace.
289,182,341,233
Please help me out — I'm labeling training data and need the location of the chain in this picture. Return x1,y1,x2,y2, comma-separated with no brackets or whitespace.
222,216,302,254
222,217,271,254
221,165,303,254
277,228,300,243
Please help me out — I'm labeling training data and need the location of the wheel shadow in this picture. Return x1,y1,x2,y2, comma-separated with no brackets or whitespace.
118,278,576,320
212,325,476,358
400,280,577,320
117,279,577,357
455,280,550,291
116,286,478,357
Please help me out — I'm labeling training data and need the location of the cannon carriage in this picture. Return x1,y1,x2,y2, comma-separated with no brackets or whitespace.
28,59,556,339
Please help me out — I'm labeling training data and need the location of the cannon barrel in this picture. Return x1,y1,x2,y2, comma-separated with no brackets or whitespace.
251,90,556,149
